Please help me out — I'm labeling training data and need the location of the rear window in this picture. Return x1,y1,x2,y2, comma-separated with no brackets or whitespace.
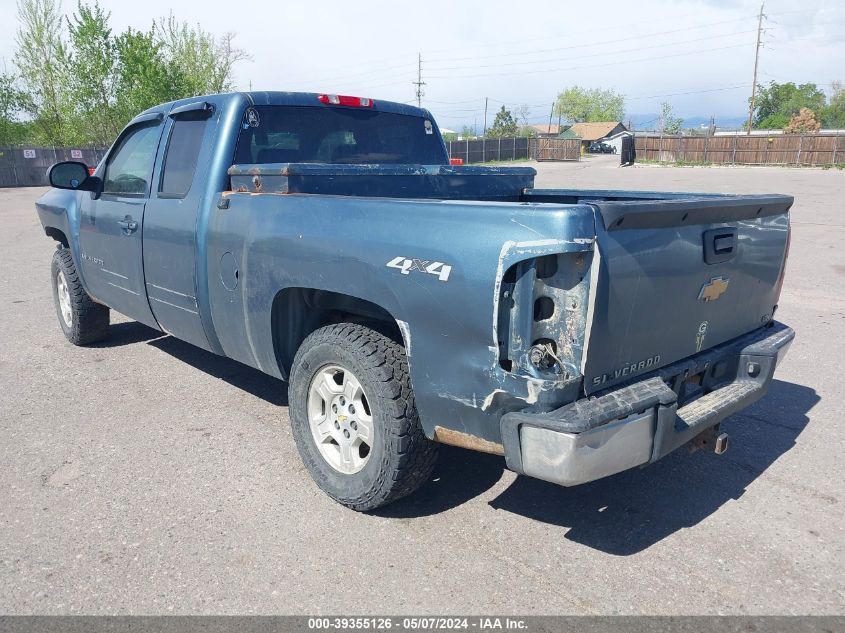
233,105,447,165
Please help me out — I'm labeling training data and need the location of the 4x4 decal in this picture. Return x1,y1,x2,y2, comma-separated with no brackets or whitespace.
386,256,452,282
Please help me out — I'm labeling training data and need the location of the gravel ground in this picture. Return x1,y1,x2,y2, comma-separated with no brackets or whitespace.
1,159,843,614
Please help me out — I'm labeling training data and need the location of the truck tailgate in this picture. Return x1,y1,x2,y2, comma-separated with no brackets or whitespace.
582,194,792,395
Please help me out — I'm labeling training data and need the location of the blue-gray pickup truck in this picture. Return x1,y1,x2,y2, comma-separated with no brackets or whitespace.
36,91,794,510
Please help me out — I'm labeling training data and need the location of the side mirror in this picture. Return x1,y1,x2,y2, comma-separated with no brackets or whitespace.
48,161,99,192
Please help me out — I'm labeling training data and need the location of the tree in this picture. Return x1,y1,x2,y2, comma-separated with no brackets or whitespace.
753,81,826,129
821,81,845,129
487,105,518,138
554,86,625,123
155,14,250,95
0,70,32,145
112,27,184,126
8,0,253,147
513,104,536,138
14,0,72,145
785,107,821,134
459,125,476,139
658,101,683,134
65,0,118,144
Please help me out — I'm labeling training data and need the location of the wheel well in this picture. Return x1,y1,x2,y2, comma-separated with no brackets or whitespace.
45,227,68,247
271,287,402,379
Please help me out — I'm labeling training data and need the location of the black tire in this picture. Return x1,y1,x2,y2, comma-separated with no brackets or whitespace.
289,323,438,511
51,247,110,345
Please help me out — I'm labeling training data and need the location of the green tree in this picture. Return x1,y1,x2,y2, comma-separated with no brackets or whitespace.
459,125,476,138
65,0,118,144
0,70,33,145
659,101,683,134
112,27,184,126
8,1,251,146
555,86,625,123
821,81,845,128
753,81,826,129
488,105,518,138
155,14,249,95
14,0,73,145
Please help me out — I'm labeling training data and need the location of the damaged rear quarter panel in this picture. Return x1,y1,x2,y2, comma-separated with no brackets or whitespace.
208,193,596,446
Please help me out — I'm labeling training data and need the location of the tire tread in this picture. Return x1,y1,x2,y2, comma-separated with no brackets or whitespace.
290,322,437,511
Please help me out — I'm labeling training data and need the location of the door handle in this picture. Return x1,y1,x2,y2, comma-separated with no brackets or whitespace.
702,227,738,264
713,234,735,253
118,215,138,235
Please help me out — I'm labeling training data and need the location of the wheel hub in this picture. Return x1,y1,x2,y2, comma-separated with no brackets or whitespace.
307,365,373,474
56,269,73,328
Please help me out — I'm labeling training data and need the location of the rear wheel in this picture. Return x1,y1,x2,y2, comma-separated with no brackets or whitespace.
50,247,110,345
289,323,437,511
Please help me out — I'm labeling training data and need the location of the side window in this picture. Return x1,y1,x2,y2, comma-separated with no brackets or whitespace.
103,122,161,196
159,112,209,198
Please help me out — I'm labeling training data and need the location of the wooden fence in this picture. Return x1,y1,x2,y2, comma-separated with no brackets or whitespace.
635,133,845,166
446,137,580,164
532,137,581,161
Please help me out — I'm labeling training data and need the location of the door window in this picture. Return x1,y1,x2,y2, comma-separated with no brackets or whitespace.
103,122,161,196
159,112,209,198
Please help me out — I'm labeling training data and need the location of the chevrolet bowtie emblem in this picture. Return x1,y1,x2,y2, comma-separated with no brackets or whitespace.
698,276,730,302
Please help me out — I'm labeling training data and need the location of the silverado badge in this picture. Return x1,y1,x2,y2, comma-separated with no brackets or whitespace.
698,276,730,302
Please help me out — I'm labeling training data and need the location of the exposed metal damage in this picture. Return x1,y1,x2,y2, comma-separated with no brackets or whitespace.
433,426,505,455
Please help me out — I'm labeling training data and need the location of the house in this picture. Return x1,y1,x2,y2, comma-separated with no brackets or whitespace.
528,123,563,137
566,121,630,151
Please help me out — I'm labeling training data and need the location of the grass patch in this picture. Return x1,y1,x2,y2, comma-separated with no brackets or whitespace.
636,158,713,167
476,158,533,166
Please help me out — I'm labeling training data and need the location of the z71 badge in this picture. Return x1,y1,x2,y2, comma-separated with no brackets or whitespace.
386,256,452,282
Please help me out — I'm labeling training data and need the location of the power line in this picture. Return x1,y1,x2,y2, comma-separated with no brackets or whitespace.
425,29,756,75
427,41,751,80
277,14,757,87
426,17,756,67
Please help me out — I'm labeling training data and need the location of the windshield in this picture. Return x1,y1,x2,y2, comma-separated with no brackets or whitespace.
233,105,447,166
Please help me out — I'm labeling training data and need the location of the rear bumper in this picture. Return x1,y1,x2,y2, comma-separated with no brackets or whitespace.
500,322,794,486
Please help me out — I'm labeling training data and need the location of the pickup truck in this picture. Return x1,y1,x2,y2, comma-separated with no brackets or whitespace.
36,91,794,511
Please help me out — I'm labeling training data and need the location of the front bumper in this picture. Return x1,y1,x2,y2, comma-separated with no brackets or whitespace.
500,322,794,486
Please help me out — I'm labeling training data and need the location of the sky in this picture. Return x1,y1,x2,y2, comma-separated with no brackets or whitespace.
1,0,843,130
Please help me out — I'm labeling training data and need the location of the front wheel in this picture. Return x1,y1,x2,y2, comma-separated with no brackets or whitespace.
289,323,437,511
51,247,110,345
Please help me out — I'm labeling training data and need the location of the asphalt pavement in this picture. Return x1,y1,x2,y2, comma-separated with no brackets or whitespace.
1,159,843,614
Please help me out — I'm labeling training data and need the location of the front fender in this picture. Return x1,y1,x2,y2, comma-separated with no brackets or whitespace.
35,188,89,284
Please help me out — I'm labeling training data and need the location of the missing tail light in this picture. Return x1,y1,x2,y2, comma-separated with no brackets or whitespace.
496,252,592,379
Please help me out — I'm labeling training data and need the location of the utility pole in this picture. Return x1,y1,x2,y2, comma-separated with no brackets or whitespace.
746,2,766,135
548,103,554,134
413,53,426,108
483,97,489,137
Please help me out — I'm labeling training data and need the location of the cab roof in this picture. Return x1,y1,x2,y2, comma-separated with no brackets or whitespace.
136,91,433,122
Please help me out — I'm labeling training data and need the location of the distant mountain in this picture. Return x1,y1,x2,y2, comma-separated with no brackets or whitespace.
627,113,747,131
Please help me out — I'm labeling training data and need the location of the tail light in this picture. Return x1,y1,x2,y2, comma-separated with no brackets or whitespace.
318,94,374,108
87,166,96,176
450,158,464,166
